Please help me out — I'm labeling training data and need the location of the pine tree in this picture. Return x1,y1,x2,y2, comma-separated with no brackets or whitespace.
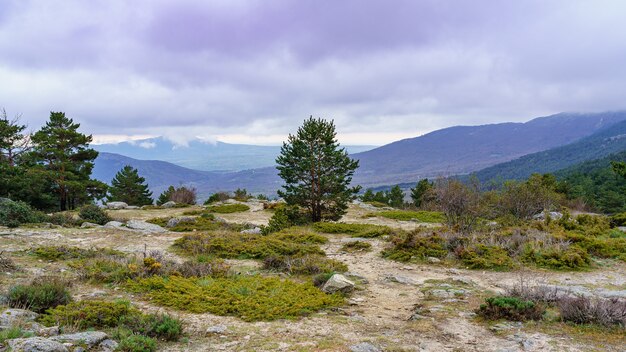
0,110,28,199
30,112,105,210
157,186,175,205
108,165,153,205
276,117,360,222
386,185,405,208
360,189,375,202
411,179,433,207
611,161,626,179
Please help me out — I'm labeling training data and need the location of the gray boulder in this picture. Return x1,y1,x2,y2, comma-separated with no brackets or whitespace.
105,202,128,210
103,221,125,229
0,309,38,326
161,201,177,208
80,222,101,229
384,274,416,285
241,227,262,234
51,331,108,348
166,216,196,228
350,342,382,352
126,220,166,233
533,211,563,220
322,274,355,294
206,324,228,334
7,337,68,352
99,339,119,352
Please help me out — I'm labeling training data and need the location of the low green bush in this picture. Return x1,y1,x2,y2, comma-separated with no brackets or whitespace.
369,210,445,223
365,201,388,208
47,212,79,227
457,244,514,271
117,334,157,352
173,231,324,259
262,255,348,275
382,232,448,262
272,230,328,244
32,245,123,261
340,241,373,253
312,222,396,238
0,327,33,344
0,198,44,228
78,204,111,225
127,275,343,321
40,300,183,343
522,244,591,270
477,296,545,321
262,205,310,234
609,212,626,227
206,203,250,213
7,276,73,313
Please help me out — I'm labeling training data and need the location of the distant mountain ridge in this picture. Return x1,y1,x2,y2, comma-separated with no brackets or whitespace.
473,118,626,183
351,111,626,186
93,137,374,172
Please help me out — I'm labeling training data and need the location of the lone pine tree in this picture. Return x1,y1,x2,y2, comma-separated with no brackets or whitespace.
108,165,153,206
276,117,360,222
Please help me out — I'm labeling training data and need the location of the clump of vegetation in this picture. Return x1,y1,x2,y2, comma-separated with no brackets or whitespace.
0,327,33,344
47,212,79,227
206,203,250,213
0,198,44,228
32,245,123,261
457,244,514,270
272,229,328,244
147,215,239,232
157,186,197,205
127,275,343,321
0,251,19,272
340,241,372,253
203,191,231,205
477,296,545,321
73,253,230,284
558,296,626,327
173,231,324,259
116,334,157,352
262,205,310,234
79,204,111,225
367,210,445,223
40,299,184,344
107,165,154,206
262,254,348,275
312,222,397,238
382,231,448,262
521,243,591,270
6,276,73,313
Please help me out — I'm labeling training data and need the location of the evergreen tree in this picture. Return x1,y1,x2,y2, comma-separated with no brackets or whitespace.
108,165,153,205
0,110,28,199
360,189,375,202
157,186,175,205
372,191,388,204
611,161,626,179
276,117,360,222
29,112,105,210
411,179,433,207
386,185,405,208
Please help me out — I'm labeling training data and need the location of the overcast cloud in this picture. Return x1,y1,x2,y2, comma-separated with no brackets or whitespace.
1,0,625,145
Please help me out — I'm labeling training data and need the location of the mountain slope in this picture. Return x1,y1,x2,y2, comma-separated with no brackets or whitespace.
474,119,626,183
93,137,374,172
352,111,626,186
92,152,280,199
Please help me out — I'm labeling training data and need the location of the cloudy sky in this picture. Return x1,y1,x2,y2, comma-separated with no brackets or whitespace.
1,0,626,146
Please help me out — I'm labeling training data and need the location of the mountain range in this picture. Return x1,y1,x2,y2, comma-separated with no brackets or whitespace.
93,138,374,171
91,111,626,200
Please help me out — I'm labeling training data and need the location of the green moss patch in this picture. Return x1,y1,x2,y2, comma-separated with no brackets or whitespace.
127,275,343,321
369,210,445,223
340,241,373,253
206,203,250,213
312,222,397,238
32,245,123,261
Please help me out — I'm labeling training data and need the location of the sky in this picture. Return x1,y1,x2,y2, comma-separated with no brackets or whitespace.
1,0,626,146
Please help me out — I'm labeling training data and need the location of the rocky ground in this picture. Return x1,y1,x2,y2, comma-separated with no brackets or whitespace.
1,202,624,351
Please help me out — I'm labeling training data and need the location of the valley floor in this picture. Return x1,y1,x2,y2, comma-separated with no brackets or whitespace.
1,204,625,351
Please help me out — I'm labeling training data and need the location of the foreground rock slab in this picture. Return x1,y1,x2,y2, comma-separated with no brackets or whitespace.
7,337,69,352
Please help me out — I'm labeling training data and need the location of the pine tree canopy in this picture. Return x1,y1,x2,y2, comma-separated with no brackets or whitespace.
276,117,360,222
108,165,153,206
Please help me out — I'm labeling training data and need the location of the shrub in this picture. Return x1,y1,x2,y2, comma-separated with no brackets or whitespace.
7,276,73,313
262,255,348,275
312,222,396,238
457,244,514,270
477,296,545,321
272,230,328,244
174,260,230,278
610,212,626,227
382,231,448,262
47,212,79,227
40,300,183,342
365,201,388,208
73,257,138,283
558,296,626,327
521,244,591,270
78,204,111,225
0,198,42,227
32,246,123,261
0,251,19,272
204,192,231,205
340,241,373,253
169,186,197,205
262,205,309,234
117,335,157,352
371,210,445,223
174,232,324,259
206,203,250,214
127,275,343,321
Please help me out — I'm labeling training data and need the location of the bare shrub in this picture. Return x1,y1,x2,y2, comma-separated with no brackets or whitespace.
0,251,19,272
169,186,197,205
431,178,482,233
505,271,561,304
559,296,626,327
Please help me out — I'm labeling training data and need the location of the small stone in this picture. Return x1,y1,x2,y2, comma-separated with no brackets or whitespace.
384,274,416,285
161,201,177,208
240,227,262,234
38,326,60,337
427,257,441,264
322,274,355,294
166,216,196,228
99,339,119,352
350,342,382,352
103,221,124,229
206,324,228,334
